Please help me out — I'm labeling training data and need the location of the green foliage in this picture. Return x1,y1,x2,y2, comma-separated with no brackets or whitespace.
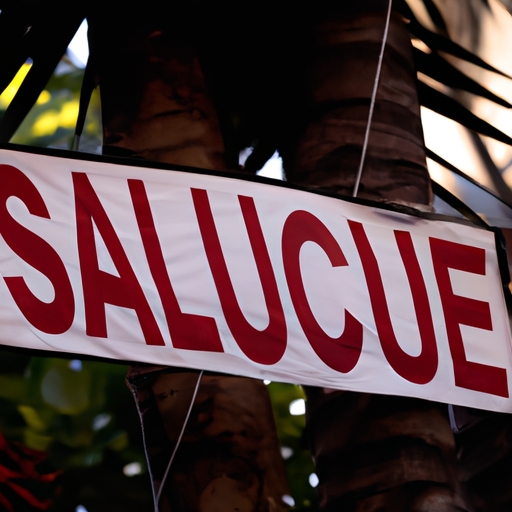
0,58,101,152
267,382,318,510
0,347,317,510
0,348,152,511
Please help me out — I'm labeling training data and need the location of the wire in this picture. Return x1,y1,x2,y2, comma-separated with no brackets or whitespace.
154,370,204,511
131,385,158,508
352,0,394,198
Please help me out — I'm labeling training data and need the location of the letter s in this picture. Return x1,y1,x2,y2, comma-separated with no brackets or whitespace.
0,164,75,334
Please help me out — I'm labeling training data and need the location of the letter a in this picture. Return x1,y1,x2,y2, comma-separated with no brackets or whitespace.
73,173,164,345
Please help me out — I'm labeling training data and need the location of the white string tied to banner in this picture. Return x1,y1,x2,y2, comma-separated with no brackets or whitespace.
151,370,204,512
352,0,394,198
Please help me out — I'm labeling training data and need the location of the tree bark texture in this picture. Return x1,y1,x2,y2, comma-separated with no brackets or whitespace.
280,0,431,205
306,390,470,512
88,6,289,511
88,3,226,170
453,407,512,512
126,369,288,512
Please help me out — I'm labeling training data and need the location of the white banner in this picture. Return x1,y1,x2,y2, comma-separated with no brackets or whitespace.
0,147,511,412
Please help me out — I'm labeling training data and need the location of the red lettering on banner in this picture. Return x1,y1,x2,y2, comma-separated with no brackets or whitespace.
0,165,75,334
128,180,224,352
73,173,165,346
430,237,508,397
191,188,286,364
282,211,362,373
349,221,438,384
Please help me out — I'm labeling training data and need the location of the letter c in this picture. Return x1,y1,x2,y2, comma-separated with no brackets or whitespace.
282,211,363,373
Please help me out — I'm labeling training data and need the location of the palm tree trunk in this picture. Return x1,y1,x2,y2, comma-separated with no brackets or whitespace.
281,0,431,205
455,408,512,512
88,8,289,511
280,1,470,510
127,369,289,512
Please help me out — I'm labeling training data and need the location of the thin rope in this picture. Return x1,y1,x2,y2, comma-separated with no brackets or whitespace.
352,0,394,198
154,370,204,511
131,385,158,508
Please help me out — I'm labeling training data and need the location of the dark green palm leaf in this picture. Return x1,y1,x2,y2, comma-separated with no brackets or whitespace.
74,54,96,143
0,61,64,143
414,48,512,108
0,2,85,142
0,6,32,94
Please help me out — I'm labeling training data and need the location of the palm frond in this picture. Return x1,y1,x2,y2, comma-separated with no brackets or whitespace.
0,2,85,142
405,0,512,222
414,48,511,108
427,147,512,227
418,82,512,145
498,0,512,14
431,179,489,227
401,0,511,77
74,53,97,143
421,0,448,33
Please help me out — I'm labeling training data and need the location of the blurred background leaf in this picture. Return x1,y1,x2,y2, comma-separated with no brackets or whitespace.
0,348,154,510
0,348,318,511
0,56,101,153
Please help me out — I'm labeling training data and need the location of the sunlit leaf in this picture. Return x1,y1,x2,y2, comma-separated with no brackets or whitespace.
0,2,84,142
32,110,60,136
0,62,31,109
